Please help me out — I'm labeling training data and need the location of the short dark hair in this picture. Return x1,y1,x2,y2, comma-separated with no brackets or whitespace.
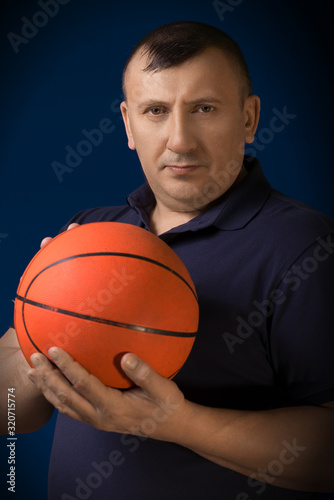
122,21,253,103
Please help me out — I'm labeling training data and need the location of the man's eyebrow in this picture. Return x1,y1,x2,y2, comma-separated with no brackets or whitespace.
184,96,223,105
137,96,222,110
137,100,169,110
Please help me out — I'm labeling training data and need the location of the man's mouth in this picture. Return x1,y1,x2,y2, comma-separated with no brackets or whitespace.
165,164,201,174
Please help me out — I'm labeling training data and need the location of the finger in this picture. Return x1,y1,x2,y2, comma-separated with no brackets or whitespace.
121,353,173,400
27,366,73,410
47,347,116,407
67,223,80,230
40,237,52,249
30,352,96,423
39,223,79,249
29,367,94,424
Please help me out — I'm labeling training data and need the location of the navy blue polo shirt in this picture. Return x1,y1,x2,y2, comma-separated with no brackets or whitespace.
48,157,334,500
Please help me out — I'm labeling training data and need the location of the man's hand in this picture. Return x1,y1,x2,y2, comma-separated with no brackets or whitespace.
27,348,191,442
26,348,334,491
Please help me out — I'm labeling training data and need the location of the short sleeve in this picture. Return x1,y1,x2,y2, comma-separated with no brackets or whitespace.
270,233,334,405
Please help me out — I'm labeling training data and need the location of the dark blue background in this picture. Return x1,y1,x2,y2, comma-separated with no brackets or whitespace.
1,0,333,498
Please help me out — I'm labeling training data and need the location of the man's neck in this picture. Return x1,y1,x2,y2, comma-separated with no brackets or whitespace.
149,165,248,236
149,203,202,236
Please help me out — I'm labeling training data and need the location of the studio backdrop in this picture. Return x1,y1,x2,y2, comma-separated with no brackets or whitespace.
0,1,333,499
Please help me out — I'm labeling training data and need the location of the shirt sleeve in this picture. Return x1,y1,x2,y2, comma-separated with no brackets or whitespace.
269,232,334,405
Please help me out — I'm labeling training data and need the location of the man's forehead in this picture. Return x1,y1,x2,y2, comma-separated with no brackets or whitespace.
124,47,239,99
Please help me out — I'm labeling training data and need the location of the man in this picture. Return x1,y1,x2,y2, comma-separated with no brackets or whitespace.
1,21,334,500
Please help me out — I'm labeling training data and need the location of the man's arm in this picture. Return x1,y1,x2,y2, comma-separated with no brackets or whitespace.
28,348,334,492
0,328,54,434
179,400,334,492
0,223,80,435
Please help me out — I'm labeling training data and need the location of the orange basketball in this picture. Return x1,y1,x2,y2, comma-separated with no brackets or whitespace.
14,222,199,388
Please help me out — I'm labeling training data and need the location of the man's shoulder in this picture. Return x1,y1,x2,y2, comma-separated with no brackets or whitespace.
252,189,334,276
240,157,334,237
262,189,334,238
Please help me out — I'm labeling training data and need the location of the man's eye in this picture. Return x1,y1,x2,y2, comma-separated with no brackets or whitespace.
198,106,214,113
147,108,164,116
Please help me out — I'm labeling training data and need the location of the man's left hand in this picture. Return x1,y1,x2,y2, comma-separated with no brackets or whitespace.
28,347,192,442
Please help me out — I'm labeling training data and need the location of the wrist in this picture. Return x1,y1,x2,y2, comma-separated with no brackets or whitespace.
161,399,200,445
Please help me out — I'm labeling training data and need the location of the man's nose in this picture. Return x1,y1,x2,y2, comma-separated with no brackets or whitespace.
166,112,197,154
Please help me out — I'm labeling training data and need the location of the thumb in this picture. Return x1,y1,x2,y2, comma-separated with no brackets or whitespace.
121,353,169,398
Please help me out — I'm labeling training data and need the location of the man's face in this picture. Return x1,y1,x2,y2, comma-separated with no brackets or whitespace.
121,47,260,213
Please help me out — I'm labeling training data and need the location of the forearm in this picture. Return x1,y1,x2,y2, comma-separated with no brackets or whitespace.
25,348,334,491
0,330,54,434
174,401,334,492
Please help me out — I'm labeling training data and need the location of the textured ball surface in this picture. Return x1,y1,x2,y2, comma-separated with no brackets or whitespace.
14,222,199,388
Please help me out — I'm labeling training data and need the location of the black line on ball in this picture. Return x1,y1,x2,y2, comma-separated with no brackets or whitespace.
16,294,197,338
23,252,198,302
17,251,198,356
21,303,44,354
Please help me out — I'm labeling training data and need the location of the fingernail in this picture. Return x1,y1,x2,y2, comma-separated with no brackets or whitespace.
124,355,139,370
48,348,58,361
27,370,35,383
31,354,40,367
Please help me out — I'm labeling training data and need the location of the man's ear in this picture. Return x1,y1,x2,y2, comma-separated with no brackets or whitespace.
243,95,261,144
120,101,136,150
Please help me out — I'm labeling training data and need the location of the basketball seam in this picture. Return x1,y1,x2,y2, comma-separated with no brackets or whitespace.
21,252,198,301
16,294,197,338
16,251,198,362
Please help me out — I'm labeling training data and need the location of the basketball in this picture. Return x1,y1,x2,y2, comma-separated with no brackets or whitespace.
14,222,199,388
